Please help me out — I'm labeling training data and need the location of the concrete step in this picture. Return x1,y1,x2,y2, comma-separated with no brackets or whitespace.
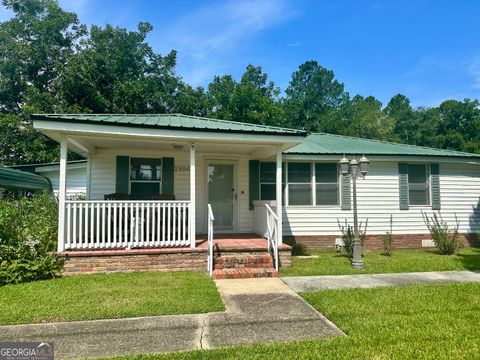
214,253,273,269
212,268,279,280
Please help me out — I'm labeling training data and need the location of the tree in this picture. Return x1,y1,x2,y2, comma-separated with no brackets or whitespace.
385,94,416,143
284,60,349,132
340,95,393,139
59,22,180,113
206,65,283,125
0,0,85,164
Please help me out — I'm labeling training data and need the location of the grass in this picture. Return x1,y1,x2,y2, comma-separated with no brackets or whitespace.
0,272,224,325
281,247,480,276
100,282,480,359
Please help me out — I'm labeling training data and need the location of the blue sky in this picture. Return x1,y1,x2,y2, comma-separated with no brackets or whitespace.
1,0,480,107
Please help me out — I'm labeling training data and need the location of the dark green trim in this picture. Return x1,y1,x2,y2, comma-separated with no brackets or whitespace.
115,156,130,194
399,163,409,210
431,163,441,210
162,157,174,195
341,175,351,210
249,160,260,210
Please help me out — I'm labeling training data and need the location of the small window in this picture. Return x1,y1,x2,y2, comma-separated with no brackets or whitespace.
287,163,311,205
260,162,276,200
259,162,286,201
315,163,339,205
408,164,429,205
130,158,162,200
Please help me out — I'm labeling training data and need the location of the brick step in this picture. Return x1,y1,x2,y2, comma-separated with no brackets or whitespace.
214,253,273,269
212,268,279,280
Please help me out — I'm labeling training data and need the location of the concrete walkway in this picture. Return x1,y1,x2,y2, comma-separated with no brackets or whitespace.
283,270,480,293
0,278,344,359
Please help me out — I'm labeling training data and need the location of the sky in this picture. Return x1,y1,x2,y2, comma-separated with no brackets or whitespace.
1,0,480,107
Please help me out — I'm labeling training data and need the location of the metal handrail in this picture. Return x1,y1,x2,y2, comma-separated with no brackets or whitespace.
207,204,215,276
265,204,279,270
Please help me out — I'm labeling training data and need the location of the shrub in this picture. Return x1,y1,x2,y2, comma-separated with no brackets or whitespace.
382,215,394,256
422,211,462,255
284,237,311,256
337,218,368,258
291,242,310,256
0,192,63,285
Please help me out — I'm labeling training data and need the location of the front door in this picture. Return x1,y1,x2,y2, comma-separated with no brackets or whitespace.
207,161,237,232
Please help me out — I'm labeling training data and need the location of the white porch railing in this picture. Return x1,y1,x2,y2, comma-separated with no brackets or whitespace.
207,204,215,276
265,204,279,270
64,200,191,250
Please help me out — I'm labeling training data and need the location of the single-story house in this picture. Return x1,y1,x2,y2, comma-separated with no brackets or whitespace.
32,113,480,277
0,165,52,198
11,160,87,199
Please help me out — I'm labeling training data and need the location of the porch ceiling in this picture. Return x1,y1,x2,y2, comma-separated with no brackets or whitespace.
69,135,274,156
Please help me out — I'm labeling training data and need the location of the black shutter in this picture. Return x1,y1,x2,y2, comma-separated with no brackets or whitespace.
116,156,129,194
399,163,409,210
341,175,351,210
431,163,441,210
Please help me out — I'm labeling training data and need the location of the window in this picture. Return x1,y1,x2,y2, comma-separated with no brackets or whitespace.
287,162,311,205
259,162,276,200
408,164,429,205
130,158,162,199
315,163,339,205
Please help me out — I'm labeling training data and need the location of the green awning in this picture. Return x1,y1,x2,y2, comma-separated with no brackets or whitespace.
0,166,51,191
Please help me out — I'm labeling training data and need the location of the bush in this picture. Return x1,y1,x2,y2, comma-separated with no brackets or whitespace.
422,211,462,255
0,192,63,285
382,233,394,256
382,215,394,256
283,237,311,256
337,218,368,258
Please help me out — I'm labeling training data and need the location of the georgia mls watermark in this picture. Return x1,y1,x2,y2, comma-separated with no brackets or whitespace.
0,342,54,360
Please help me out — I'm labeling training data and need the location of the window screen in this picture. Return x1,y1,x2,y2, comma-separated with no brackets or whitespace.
287,163,311,205
315,163,339,205
408,164,429,205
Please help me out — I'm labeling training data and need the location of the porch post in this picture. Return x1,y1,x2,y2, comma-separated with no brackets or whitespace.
276,146,283,245
58,139,68,252
189,144,196,248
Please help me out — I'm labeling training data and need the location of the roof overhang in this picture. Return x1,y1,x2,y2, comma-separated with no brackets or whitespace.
34,119,305,159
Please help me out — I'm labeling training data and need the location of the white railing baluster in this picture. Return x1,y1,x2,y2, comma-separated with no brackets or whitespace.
66,203,71,249
207,204,215,276
72,203,77,249
63,200,191,250
265,204,279,270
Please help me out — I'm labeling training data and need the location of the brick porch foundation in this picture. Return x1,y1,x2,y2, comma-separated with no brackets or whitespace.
60,235,292,276
285,233,480,251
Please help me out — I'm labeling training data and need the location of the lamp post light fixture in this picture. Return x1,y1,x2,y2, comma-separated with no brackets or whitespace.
339,154,370,269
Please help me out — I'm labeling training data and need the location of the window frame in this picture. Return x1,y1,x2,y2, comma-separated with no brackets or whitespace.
314,163,340,206
129,157,163,197
259,162,277,201
407,163,431,206
285,162,313,206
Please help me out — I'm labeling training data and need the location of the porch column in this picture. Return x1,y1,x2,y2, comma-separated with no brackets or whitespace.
189,144,196,248
276,146,283,245
58,139,68,252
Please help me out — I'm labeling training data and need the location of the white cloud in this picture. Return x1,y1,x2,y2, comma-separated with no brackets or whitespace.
156,0,297,85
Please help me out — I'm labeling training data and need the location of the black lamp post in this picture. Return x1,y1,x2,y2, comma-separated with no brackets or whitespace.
339,155,370,269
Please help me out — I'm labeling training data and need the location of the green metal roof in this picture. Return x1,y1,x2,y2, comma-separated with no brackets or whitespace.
32,113,307,136
285,133,480,158
0,166,52,191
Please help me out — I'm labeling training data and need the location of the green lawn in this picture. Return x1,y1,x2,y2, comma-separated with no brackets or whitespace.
281,247,480,276
102,282,480,359
0,272,224,325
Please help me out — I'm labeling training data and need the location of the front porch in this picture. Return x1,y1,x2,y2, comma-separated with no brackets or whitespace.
32,114,305,275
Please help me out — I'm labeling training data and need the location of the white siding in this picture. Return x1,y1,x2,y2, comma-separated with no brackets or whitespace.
38,167,87,198
283,161,480,236
89,149,253,235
